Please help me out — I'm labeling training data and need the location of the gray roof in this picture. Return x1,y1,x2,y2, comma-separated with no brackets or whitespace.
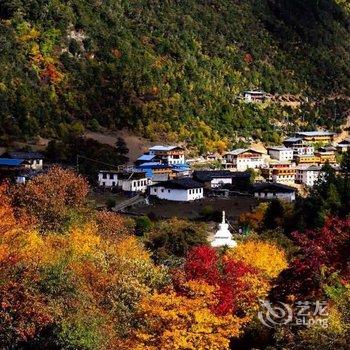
295,131,336,137
118,171,147,180
151,174,169,182
268,146,292,151
226,148,263,156
306,165,322,171
243,90,265,94
284,137,303,143
193,170,250,182
149,145,183,152
253,182,296,194
150,178,203,190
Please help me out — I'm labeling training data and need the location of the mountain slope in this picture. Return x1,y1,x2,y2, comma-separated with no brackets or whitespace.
0,0,349,151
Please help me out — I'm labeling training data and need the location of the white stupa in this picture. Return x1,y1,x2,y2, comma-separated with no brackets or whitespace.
211,211,237,248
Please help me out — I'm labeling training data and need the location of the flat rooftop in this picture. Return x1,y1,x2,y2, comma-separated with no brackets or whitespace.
295,131,336,137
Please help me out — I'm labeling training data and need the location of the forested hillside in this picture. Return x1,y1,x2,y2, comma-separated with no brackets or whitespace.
0,0,349,151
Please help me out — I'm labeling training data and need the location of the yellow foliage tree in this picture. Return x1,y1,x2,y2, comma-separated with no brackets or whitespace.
226,240,288,279
125,281,248,350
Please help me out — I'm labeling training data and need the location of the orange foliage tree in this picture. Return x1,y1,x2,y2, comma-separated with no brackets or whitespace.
12,166,89,231
124,281,247,350
0,183,17,235
95,210,134,240
238,203,268,231
0,220,168,349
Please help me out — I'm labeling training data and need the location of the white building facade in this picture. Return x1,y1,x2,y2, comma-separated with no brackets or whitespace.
294,145,315,156
98,171,118,187
268,147,294,162
148,145,185,165
223,149,264,171
150,178,204,201
296,166,322,187
117,171,149,193
253,183,296,202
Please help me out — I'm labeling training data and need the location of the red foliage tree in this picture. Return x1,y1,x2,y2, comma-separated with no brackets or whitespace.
271,217,350,300
0,272,53,346
184,246,266,316
184,245,220,285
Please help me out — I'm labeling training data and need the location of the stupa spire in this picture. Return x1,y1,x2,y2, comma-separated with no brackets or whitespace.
211,211,237,248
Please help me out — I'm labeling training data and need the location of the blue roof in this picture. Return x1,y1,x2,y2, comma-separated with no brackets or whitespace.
137,162,170,168
137,154,157,161
0,158,25,167
171,163,190,170
7,151,43,159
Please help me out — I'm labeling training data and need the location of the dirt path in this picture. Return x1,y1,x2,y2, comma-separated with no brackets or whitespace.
84,129,157,164
334,109,350,143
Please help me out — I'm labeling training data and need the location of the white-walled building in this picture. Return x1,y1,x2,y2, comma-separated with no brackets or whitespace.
192,170,250,189
118,171,148,193
336,138,350,152
267,147,294,162
261,162,296,184
293,145,315,156
98,170,118,187
294,131,336,143
296,166,321,187
243,90,267,103
296,165,340,187
283,138,315,157
4,152,44,170
148,145,185,165
253,183,296,202
223,148,264,171
150,178,204,201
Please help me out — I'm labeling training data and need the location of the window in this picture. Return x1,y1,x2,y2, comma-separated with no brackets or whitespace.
137,181,140,186
109,174,114,179
112,181,115,186
168,190,170,193
153,188,157,193
161,189,164,193
103,173,107,179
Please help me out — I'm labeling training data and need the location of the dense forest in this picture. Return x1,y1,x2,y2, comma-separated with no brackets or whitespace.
0,0,349,150
1,165,350,349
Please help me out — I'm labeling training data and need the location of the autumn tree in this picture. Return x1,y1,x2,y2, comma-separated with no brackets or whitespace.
95,210,134,240
145,218,208,266
238,202,268,232
125,281,247,350
271,217,350,300
0,182,17,235
12,166,89,231
0,218,169,349
226,240,288,279
184,245,278,317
